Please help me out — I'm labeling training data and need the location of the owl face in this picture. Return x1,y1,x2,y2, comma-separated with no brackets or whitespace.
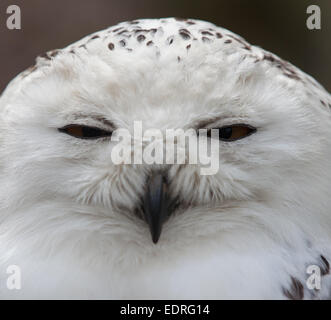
1,18,330,249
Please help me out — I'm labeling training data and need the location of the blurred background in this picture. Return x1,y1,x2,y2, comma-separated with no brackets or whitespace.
0,0,330,94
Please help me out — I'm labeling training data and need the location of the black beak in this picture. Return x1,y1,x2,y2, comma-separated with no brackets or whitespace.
142,172,171,244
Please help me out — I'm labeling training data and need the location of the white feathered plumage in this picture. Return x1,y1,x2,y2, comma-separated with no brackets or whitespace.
0,18,330,299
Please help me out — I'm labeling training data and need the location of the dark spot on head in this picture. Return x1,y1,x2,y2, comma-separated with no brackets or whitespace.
49,50,59,57
177,56,181,62
186,21,195,25
202,37,211,43
127,48,133,52
108,42,115,50
216,32,223,38
90,35,100,40
69,49,75,54
228,34,251,50
320,100,326,107
167,36,174,45
113,27,123,32
282,277,304,300
137,34,146,42
284,72,300,81
179,29,191,40
150,28,157,35
241,56,248,62
117,29,129,35
147,40,153,46
263,54,275,63
79,44,87,50
201,30,213,36
119,39,126,47
186,44,191,50
320,255,330,275
180,28,190,34
263,53,300,81
134,29,149,34
224,39,232,44
38,53,51,60
129,20,139,24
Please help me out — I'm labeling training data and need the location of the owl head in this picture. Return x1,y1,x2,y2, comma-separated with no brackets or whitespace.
0,18,330,264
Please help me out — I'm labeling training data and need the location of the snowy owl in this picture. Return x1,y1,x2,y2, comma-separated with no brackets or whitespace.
0,17,331,300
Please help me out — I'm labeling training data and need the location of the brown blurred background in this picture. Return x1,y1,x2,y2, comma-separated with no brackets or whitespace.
0,0,330,94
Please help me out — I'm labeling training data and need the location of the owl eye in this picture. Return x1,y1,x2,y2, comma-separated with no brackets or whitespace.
207,124,256,141
58,125,113,139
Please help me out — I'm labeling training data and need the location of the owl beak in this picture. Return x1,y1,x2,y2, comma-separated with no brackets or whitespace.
142,172,171,244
